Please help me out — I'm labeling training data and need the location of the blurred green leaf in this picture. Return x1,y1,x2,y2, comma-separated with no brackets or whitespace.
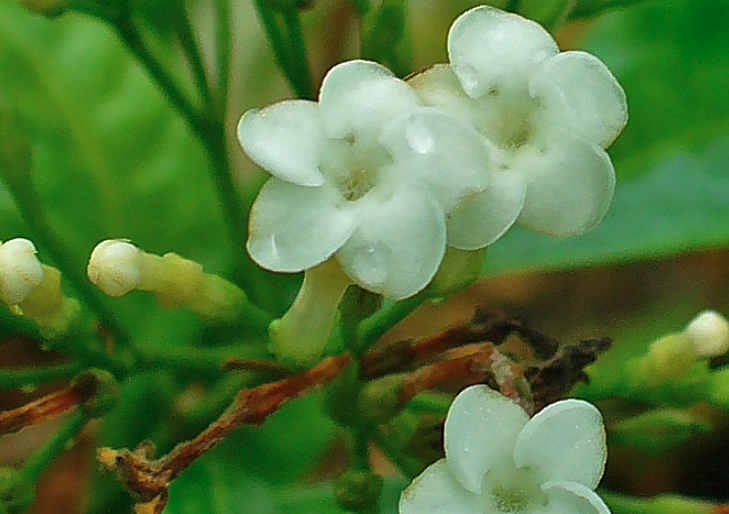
0,3,229,305
167,459,280,514
609,408,711,452
485,0,729,276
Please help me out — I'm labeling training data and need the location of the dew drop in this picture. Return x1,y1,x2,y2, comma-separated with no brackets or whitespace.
350,243,389,289
405,118,434,154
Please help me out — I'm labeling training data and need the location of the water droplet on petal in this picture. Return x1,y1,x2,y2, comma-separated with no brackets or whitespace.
349,243,390,290
405,118,435,154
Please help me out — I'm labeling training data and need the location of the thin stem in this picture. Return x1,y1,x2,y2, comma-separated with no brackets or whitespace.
371,427,423,479
171,4,212,106
214,0,232,114
568,0,652,20
357,293,431,351
253,0,313,99
20,409,86,483
281,6,313,99
349,0,371,16
0,362,82,390
114,18,201,136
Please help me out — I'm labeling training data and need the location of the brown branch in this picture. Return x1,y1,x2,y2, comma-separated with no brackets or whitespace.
0,375,100,435
359,309,559,379
396,342,534,415
98,353,351,514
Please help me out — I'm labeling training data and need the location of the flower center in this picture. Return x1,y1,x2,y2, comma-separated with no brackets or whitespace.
482,464,547,514
490,485,529,513
320,135,392,204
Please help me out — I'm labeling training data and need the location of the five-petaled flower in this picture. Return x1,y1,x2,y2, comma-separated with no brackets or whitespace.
400,385,611,514
238,59,495,300
409,5,627,240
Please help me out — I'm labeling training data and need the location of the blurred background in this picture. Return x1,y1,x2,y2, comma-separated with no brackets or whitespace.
1,0,728,512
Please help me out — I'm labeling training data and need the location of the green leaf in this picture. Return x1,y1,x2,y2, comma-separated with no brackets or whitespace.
609,408,711,452
166,459,279,514
485,0,729,276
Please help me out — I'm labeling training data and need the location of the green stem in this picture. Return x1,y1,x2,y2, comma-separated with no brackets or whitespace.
357,293,430,351
50,335,132,377
371,427,423,479
349,0,371,15
114,18,201,137
137,343,270,378
568,0,652,20
599,490,714,514
0,362,82,390
281,6,313,99
253,0,313,99
214,0,232,114
171,4,212,106
20,410,86,483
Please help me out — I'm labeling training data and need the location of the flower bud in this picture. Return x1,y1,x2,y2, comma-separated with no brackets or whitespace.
684,310,729,358
334,469,383,513
87,239,141,297
0,238,44,305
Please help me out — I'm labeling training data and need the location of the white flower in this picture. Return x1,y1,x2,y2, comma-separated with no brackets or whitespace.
408,6,627,240
0,238,44,305
400,385,610,514
238,59,495,299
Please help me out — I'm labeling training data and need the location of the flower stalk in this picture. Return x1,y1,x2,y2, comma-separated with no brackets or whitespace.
269,258,353,366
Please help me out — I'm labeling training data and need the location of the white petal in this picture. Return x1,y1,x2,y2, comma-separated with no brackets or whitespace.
530,51,628,148
379,107,492,211
318,60,420,142
247,179,356,272
336,185,445,299
444,385,529,494
0,238,44,304
400,459,484,514
408,65,480,125
514,399,606,489
447,6,558,99
237,100,325,186
447,171,526,250
542,481,611,514
515,134,616,236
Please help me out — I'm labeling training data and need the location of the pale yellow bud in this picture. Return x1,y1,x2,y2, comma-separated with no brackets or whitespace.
684,310,729,358
0,238,44,305
87,240,141,297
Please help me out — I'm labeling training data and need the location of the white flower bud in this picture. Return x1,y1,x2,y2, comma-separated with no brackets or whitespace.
684,310,729,358
87,239,141,297
0,238,44,305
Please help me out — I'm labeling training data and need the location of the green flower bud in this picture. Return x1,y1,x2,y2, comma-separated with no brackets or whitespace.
426,247,487,297
334,469,383,514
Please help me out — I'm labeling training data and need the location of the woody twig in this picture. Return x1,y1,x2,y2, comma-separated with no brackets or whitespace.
98,354,351,514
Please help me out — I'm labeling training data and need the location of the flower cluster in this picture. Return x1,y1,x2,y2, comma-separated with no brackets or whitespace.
237,5,626,363
400,385,611,514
